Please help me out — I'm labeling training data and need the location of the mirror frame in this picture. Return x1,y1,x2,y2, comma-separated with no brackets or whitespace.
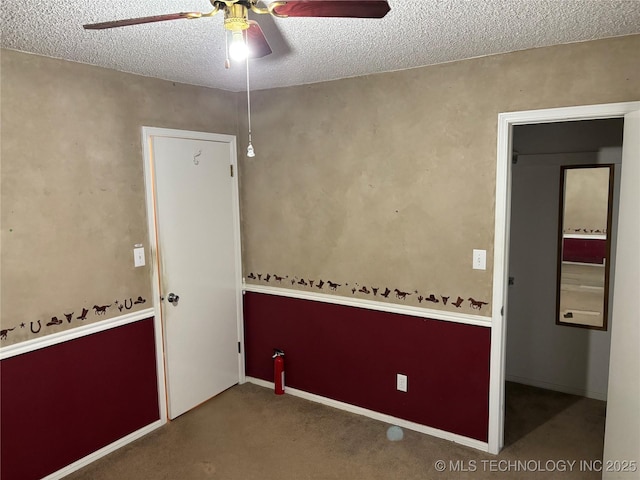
555,164,614,331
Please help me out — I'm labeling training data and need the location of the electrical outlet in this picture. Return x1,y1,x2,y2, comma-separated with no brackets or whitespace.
473,249,486,270
396,373,408,392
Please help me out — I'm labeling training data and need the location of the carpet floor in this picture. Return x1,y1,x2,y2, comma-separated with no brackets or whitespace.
65,382,606,479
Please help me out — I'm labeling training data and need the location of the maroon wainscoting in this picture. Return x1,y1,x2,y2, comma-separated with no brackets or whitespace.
0,318,160,480
244,292,490,442
563,237,607,264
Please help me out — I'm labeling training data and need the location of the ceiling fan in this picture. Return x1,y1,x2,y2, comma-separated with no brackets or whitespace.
83,0,391,61
84,1,391,157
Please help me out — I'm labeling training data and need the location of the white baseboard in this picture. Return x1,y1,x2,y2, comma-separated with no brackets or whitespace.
506,375,607,401
246,376,489,452
42,419,164,480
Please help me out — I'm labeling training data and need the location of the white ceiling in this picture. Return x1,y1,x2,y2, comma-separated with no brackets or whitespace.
2,0,639,92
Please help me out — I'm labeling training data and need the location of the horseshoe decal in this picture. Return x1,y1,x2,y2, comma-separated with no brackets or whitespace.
30,320,42,334
124,298,133,310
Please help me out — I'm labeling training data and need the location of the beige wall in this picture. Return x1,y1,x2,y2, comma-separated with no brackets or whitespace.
239,35,640,316
1,50,238,345
2,35,639,346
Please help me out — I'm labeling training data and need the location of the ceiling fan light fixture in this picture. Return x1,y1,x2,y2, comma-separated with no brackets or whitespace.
223,3,250,62
247,143,256,157
228,30,249,61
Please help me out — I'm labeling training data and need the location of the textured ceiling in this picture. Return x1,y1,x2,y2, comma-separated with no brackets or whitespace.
2,0,640,92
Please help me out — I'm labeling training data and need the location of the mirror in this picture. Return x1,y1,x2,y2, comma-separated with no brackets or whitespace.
556,164,614,330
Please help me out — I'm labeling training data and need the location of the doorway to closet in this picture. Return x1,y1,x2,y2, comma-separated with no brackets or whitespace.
489,102,640,461
504,118,623,453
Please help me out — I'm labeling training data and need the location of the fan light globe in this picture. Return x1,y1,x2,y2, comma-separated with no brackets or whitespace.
247,143,255,157
229,31,249,61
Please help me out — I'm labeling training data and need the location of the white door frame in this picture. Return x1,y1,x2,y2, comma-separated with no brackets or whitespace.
141,126,245,423
489,101,640,454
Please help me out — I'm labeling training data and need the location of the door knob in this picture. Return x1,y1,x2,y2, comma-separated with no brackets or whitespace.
166,293,180,304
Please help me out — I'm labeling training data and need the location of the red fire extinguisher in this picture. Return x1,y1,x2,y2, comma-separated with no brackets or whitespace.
273,349,285,395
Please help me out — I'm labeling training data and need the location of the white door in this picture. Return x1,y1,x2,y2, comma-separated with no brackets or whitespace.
603,109,640,472
149,131,241,419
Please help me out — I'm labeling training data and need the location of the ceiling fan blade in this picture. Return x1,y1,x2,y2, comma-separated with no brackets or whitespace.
83,12,200,30
247,21,273,58
272,0,390,18
248,10,292,58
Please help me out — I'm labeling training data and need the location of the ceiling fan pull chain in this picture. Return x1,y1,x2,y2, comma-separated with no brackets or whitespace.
246,31,255,158
224,28,230,69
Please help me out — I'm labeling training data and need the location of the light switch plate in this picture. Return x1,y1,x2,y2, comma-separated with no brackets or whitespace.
473,249,486,270
134,247,145,267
